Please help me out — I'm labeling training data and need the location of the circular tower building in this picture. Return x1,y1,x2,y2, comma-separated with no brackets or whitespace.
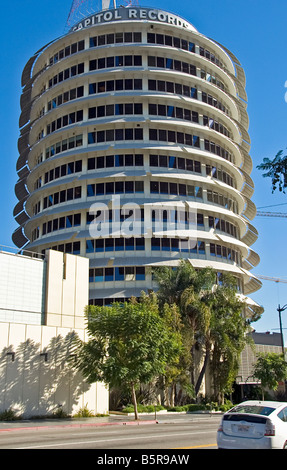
13,3,261,307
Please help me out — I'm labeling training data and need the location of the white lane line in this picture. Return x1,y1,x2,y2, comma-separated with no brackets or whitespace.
15,430,215,449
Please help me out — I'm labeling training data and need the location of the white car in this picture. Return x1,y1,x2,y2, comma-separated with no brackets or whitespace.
217,400,287,449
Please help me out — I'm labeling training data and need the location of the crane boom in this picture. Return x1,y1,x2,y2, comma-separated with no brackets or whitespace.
257,275,287,284
256,211,287,218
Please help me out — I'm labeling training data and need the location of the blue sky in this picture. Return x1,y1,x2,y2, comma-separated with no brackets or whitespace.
1,0,287,337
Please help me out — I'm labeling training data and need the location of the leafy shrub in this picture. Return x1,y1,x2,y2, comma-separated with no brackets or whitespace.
73,404,95,418
0,408,21,421
122,404,165,413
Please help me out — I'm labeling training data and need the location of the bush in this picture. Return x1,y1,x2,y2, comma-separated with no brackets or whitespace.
186,404,206,412
122,401,235,414
73,404,95,418
122,404,166,413
0,408,21,421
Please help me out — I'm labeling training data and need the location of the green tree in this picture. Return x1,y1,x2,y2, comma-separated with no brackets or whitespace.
73,295,182,419
257,150,287,193
153,261,260,402
206,274,253,402
253,352,287,399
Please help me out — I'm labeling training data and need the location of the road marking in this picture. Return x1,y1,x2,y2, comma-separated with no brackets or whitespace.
15,430,215,449
173,443,217,449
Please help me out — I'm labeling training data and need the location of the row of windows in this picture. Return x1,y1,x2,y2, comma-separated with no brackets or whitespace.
88,128,143,144
42,213,81,235
86,237,145,253
43,186,81,209
86,209,203,228
89,55,142,70
89,266,146,283
46,110,83,135
87,180,144,197
89,79,142,95
149,154,201,173
148,128,199,147
36,208,238,241
204,139,233,163
210,243,240,264
46,241,81,255
151,238,205,254
47,86,84,112
42,105,230,142
48,63,85,89
147,56,225,90
37,182,238,215
35,160,82,189
34,154,234,194
150,181,202,198
207,190,239,214
46,53,226,97
208,216,238,238
39,134,83,163
44,79,229,123
88,103,143,119
88,77,228,116
147,33,223,69
206,164,234,188
47,32,224,73
36,206,238,237
85,239,240,261
147,33,195,52
48,40,85,66
149,104,230,138
36,130,233,168
149,103,199,123
87,153,143,170
47,54,224,93
90,31,142,47
40,241,240,266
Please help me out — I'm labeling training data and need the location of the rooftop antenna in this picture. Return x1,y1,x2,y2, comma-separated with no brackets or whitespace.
67,0,119,28
66,0,141,29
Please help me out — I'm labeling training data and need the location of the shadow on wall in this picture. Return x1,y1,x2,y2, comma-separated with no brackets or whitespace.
0,332,90,418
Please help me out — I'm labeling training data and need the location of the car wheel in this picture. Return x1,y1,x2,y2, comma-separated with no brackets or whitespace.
283,442,287,449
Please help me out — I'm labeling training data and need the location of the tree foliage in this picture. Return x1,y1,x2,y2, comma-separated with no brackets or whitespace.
73,294,182,419
257,150,287,193
153,261,258,402
253,352,287,399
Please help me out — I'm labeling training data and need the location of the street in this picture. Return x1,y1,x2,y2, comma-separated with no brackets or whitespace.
0,414,221,450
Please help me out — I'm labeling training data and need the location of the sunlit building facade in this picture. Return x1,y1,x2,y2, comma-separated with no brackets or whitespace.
13,5,261,307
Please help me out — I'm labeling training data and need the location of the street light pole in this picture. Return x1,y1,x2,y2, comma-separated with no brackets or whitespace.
277,304,287,359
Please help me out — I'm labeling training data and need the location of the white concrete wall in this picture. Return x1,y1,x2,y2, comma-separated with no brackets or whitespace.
0,322,109,418
0,251,45,325
45,250,89,329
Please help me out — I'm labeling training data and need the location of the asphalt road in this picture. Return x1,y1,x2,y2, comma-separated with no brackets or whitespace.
0,414,221,450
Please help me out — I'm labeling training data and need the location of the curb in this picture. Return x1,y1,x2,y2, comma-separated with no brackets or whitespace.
0,420,159,433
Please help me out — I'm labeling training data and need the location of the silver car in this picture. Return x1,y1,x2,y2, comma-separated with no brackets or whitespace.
217,400,287,449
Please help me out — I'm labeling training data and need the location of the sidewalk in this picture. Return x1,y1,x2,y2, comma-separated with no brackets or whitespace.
0,414,159,432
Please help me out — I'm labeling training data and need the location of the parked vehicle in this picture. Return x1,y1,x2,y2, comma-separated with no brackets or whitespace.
217,400,287,449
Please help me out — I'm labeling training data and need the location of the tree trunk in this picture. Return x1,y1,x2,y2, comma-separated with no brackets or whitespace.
195,347,210,398
131,383,139,420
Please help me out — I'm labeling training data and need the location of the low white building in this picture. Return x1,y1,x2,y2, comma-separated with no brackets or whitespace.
0,247,109,418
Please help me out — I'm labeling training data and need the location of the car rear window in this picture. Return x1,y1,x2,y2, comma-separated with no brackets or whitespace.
228,405,275,416
223,414,267,424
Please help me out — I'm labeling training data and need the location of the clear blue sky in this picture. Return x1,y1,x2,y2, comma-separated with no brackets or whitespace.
1,0,287,338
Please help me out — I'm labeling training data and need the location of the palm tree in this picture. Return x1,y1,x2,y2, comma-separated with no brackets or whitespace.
153,261,255,402
153,260,216,393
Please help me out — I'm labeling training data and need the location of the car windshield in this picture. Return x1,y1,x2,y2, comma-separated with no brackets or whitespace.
228,405,275,416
